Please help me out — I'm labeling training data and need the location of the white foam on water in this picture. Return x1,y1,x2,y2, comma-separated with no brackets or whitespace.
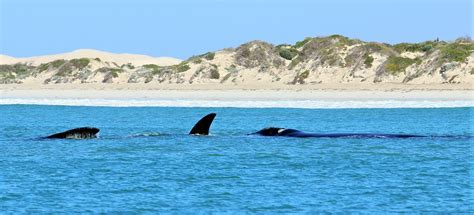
1,98,473,108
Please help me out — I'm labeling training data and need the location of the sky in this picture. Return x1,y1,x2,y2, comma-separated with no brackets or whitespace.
0,0,472,59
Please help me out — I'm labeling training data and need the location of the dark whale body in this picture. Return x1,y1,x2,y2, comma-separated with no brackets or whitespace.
253,127,425,138
45,127,100,139
43,113,217,139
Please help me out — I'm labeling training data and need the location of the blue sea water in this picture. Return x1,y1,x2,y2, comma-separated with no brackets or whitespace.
0,105,473,213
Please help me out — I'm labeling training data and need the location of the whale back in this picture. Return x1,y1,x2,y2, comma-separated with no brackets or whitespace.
189,113,216,135
254,127,286,136
46,127,100,139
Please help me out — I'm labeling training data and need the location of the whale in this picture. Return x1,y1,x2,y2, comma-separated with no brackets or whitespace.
252,127,425,138
44,113,217,139
45,127,100,139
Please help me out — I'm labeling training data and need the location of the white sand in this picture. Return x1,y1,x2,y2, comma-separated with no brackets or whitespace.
1,84,473,108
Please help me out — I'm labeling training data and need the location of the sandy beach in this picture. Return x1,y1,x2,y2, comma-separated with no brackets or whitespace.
1,83,473,108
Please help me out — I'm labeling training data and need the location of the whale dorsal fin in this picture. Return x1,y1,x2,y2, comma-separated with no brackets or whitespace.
189,113,216,135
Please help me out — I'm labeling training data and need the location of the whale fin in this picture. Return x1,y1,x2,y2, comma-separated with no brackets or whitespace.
46,127,100,139
189,113,216,135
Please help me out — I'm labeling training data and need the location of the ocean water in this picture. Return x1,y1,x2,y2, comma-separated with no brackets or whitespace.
0,105,472,213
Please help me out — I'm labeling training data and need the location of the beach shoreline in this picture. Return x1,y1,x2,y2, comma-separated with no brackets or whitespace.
1,83,473,91
1,84,473,108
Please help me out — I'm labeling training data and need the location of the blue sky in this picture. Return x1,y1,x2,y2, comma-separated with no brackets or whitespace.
0,0,472,59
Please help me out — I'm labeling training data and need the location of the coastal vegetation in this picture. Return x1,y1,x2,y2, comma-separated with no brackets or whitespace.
277,46,299,60
293,37,312,49
384,56,421,74
363,53,374,68
439,41,473,63
203,52,215,60
192,58,202,64
0,35,472,85
0,63,33,83
292,70,310,84
393,41,438,53
38,59,66,72
210,67,220,79
70,58,90,69
122,63,135,69
288,56,303,70
175,62,191,72
143,64,163,75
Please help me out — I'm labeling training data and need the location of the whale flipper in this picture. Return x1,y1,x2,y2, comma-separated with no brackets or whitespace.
189,113,216,135
46,127,100,139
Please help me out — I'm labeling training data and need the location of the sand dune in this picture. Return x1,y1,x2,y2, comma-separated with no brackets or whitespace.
0,49,182,66
1,36,472,87
0,55,18,65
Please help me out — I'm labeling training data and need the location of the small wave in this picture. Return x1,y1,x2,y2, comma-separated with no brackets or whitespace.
1,98,473,108
130,132,162,137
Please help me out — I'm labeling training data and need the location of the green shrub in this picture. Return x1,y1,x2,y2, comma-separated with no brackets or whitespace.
144,64,164,75
421,44,433,52
13,64,29,75
363,43,384,52
94,58,101,62
143,64,160,70
51,59,66,68
70,58,90,69
293,37,312,49
122,63,135,69
364,43,397,56
278,47,299,60
292,70,310,84
210,68,220,79
110,68,123,73
440,42,473,63
363,53,374,68
56,64,73,76
393,41,439,53
300,70,309,79
385,56,417,74
319,48,341,66
0,65,14,73
176,63,190,72
193,58,202,64
204,52,215,60
111,71,119,78
240,47,251,58
288,56,303,70
37,63,50,72
344,54,356,67
328,34,357,46
39,59,66,72
0,66,16,80
0,64,31,79
393,43,421,53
